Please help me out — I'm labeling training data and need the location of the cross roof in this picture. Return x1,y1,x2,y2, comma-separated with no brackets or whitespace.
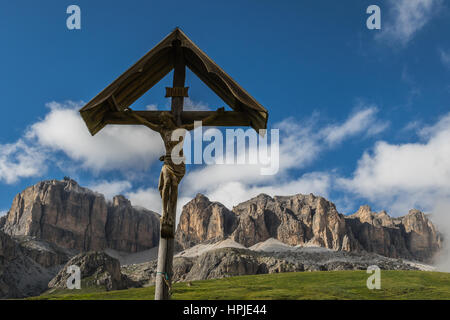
79,28,268,135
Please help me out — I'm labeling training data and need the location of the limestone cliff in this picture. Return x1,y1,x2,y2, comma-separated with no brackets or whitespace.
176,194,442,263
2,179,160,253
347,205,441,262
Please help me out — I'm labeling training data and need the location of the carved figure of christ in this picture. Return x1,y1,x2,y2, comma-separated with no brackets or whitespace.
123,107,224,238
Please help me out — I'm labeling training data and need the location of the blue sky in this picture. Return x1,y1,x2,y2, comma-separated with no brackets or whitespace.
1,0,450,220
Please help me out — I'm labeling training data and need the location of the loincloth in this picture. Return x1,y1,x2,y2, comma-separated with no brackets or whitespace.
158,155,186,191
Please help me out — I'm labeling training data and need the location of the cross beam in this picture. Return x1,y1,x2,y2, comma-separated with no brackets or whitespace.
104,110,251,127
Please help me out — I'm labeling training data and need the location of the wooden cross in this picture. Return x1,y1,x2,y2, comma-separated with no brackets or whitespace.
79,28,268,300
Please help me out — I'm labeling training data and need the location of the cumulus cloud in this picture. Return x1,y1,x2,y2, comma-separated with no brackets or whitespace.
87,180,132,200
183,118,317,193
85,180,165,217
339,112,450,214
0,210,8,216
183,98,211,111
125,186,162,214
377,0,442,46
125,186,194,223
322,106,388,145
0,139,47,183
27,101,164,172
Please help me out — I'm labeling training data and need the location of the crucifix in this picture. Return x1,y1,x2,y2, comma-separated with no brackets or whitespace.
79,28,268,300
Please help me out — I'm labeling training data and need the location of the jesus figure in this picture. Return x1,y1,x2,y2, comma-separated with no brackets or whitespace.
124,107,224,238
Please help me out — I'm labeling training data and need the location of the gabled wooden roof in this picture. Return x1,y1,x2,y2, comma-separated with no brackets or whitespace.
79,28,268,135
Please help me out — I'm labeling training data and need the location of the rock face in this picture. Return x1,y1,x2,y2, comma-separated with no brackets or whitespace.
347,206,441,262
121,246,421,286
13,236,73,268
2,179,160,253
0,230,58,298
106,196,160,252
176,194,442,263
232,194,352,250
176,194,237,249
48,251,131,292
176,193,356,251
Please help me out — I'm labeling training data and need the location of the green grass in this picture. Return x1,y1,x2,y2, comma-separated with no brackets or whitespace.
28,270,450,300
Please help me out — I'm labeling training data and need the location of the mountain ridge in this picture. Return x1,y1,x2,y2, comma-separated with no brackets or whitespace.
176,193,442,263
2,178,160,253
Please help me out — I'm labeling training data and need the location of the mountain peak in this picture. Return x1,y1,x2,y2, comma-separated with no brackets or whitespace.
2,179,159,253
176,194,442,262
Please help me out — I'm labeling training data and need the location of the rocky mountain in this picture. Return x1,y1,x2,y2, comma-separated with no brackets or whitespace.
176,193,442,263
0,230,59,298
121,244,423,287
346,205,441,262
0,179,444,298
2,178,160,253
176,194,237,250
48,251,132,293
12,235,73,268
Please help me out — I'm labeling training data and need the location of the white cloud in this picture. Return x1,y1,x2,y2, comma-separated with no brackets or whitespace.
182,118,317,197
322,106,388,145
2,100,383,188
339,112,450,215
87,180,132,200
124,185,193,223
125,186,162,214
402,120,422,133
377,0,442,46
183,106,386,194
27,101,164,172
439,48,450,69
0,139,47,184
183,98,211,111
0,210,8,216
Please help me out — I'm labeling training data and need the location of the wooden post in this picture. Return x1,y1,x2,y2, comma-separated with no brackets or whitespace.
154,228,175,300
171,40,185,126
154,40,185,300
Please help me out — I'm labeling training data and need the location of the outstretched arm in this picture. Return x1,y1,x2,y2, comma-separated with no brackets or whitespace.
182,107,225,131
123,107,161,132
